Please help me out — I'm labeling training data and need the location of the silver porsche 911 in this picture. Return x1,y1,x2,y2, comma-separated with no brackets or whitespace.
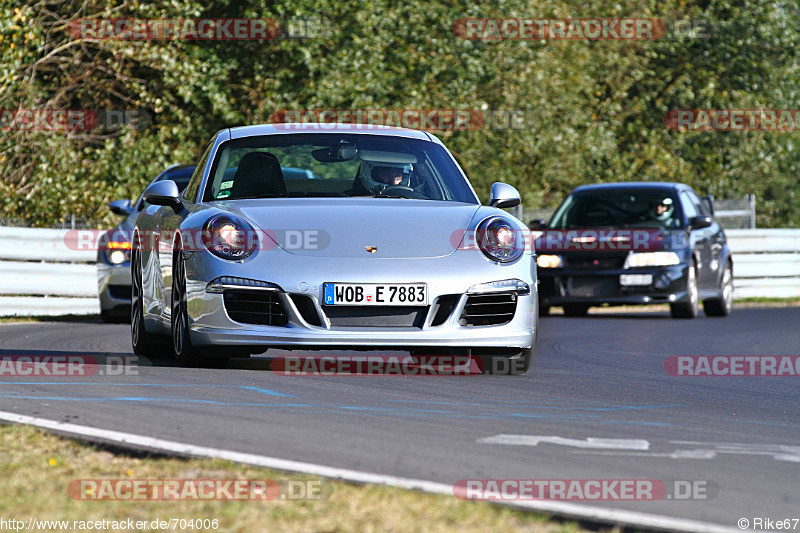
131,124,538,374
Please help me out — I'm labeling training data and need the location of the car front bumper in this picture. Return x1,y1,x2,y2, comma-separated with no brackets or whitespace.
97,261,132,315
538,264,691,307
179,249,537,351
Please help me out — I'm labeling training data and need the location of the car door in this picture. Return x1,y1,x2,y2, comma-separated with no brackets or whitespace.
679,190,712,289
688,189,725,290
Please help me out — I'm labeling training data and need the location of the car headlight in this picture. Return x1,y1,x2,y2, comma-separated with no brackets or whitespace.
203,215,257,260
476,217,524,263
536,254,563,268
624,251,680,268
468,278,530,294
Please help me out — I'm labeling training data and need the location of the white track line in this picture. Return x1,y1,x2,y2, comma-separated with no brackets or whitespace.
0,410,736,533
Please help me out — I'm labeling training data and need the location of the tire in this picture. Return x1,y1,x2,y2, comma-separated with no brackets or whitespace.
670,262,699,319
130,249,164,357
563,304,590,317
703,262,733,317
171,245,229,368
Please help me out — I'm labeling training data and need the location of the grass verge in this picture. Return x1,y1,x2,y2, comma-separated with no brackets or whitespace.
0,424,586,533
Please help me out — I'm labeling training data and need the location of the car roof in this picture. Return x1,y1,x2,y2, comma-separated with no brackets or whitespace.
227,123,438,143
572,182,689,193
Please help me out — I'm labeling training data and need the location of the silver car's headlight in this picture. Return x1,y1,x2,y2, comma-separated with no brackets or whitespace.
203,215,257,260
477,216,524,263
624,251,680,268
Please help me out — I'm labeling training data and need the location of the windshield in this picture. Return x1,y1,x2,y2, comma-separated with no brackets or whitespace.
202,134,477,203
549,189,683,229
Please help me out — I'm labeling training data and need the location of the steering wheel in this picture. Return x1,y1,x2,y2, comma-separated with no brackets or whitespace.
378,185,428,200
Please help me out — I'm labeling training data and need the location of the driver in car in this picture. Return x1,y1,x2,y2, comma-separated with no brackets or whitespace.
373,166,404,186
360,161,413,194
650,197,678,227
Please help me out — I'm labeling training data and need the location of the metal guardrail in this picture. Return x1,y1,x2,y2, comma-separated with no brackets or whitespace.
0,226,796,317
0,227,99,316
726,229,800,299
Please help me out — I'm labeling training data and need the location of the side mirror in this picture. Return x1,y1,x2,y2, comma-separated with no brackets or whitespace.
143,180,182,210
109,199,132,216
701,194,715,216
488,182,521,209
690,215,713,229
529,219,547,230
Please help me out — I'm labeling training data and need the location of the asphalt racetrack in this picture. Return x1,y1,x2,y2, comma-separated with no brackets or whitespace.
0,307,797,531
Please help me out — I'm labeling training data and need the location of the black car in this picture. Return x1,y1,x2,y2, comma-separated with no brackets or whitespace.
532,182,733,319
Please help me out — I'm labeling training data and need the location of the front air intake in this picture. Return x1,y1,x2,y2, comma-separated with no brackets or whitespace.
223,290,288,326
461,292,517,326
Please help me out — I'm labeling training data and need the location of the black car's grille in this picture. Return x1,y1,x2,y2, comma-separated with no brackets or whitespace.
223,290,288,326
564,255,627,269
566,277,619,298
323,306,427,328
461,292,517,326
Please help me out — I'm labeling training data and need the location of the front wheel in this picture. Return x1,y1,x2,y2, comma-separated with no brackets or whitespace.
703,262,733,317
131,249,163,357
171,247,229,368
670,263,699,319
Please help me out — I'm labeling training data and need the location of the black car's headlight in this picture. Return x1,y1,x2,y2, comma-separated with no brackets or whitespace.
477,216,524,263
203,215,257,260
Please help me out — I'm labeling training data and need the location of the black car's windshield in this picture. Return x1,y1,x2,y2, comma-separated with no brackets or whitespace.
549,189,683,229
202,134,477,204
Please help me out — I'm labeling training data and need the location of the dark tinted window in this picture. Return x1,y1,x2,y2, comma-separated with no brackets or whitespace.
550,189,684,229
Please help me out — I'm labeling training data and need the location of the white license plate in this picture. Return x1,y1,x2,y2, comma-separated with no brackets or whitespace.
323,283,428,306
619,274,653,286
